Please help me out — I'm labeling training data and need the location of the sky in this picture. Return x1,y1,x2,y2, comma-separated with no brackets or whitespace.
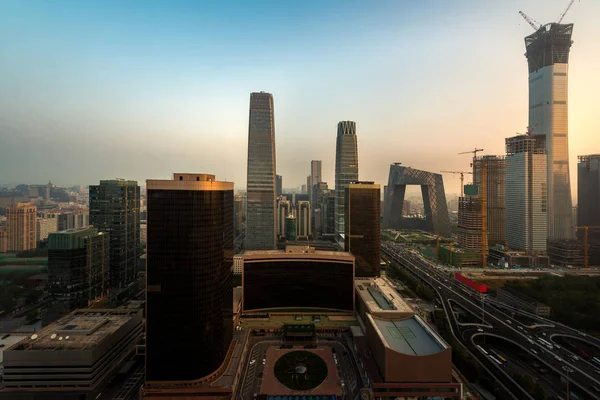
1,0,599,201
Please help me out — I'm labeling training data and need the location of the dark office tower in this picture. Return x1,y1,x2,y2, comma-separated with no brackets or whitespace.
46,227,109,322
246,92,277,250
578,155,600,265
89,180,140,290
335,121,359,249
345,182,380,277
473,155,506,246
525,22,574,240
276,175,283,197
145,173,233,384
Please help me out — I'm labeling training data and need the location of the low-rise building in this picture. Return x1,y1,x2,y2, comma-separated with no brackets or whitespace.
355,278,413,322
1,309,143,400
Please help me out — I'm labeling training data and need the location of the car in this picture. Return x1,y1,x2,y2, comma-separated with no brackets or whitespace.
555,344,561,349
262,359,266,365
555,356,562,362
530,349,537,354
506,320,512,324
477,328,483,332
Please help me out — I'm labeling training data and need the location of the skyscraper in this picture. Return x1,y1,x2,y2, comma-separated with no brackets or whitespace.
577,155,600,265
276,197,292,239
246,92,277,250
505,135,547,252
276,174,283,197
345,182,380,277
89,180,140,290
6,202,37,251
297,200,311,239
473,155,506,246
335,121,359,249
234,194,243,235
145,173,233,385
525,22,574,240
46,227,109,321
309,160,322,204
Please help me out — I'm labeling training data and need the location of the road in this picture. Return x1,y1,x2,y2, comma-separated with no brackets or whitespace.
382,243,600,400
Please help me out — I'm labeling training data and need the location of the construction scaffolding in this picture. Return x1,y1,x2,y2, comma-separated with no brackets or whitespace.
547,239,583,267
457,196,484,252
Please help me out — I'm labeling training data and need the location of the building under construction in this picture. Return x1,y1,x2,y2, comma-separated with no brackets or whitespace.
577,155,600,266
547,239,583,267
473,155,505,246
438,245,480,268
455,184,487,267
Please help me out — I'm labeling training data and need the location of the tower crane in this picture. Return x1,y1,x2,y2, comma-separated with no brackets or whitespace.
574,226,600,268
458,148,484,160
441,171,473,196
519,11,541,30
557,0,576,24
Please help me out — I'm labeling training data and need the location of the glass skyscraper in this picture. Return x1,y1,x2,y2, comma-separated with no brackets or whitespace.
335,121,359,249
246,92,277,250
525,23,574,240
145,174,233,384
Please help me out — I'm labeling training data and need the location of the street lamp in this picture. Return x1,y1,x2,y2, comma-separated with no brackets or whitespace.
562,365,574,400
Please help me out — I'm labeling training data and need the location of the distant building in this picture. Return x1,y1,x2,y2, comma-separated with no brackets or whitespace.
297,200,311,239
285,215,297,241
234,194,244,235
145,173,233,386
58,209,89,231
335,121,359,249
37,215,58,242
473,155,506,246
402,199,411,216
276,197,292,238
7,202,37,251
321,190,336,235
383,164,450,237
577,155,600,265
505,134,547,252
89,179,140,290
276,175,282,197
457,184,486,264
246,91,277,250
0,226,7,253
345,182,380,277
242,246,354,313
309,160,322,205
140,220,147,244
1,309,143,400
46,227,109,323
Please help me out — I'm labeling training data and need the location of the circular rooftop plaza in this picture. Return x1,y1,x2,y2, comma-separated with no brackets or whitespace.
273,350,328,391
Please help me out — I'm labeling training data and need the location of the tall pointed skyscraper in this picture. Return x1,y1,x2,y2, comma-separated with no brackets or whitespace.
246,92,277,250
525,22,574,240
335,121,358,249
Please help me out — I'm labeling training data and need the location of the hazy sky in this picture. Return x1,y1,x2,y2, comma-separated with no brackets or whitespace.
1,0,599,201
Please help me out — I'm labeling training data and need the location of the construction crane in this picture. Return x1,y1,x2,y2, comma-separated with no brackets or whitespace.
459,148,484,160
574,226,600,268
519,10,541,30
441,171,473,196
557,0,576,24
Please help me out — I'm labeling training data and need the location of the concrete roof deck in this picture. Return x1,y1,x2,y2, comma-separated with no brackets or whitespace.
355,278,413,314
369,314,448,356
242,246,354,261
10,309,139,351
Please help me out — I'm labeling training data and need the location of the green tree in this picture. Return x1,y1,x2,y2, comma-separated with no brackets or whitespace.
25,308,39,322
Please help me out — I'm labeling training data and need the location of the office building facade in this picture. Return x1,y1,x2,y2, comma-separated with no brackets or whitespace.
37,215,58,243
525,22,574,240
0,227,7,253
577,155,600,265
58,209,89,231
345,182,380,277
90,180,140,290
505,135,547,252
473,155,506,245
246,92,277,250
146,173,233,384
335,121,359,249
297,200,311,239
234,194,243,235
47,228,109,320
276,197,292,239
7,202,37,251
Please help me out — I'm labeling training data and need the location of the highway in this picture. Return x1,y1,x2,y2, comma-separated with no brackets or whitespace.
382,243,600,400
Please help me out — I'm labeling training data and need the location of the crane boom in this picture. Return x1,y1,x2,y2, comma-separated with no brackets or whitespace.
557,0,576,24
519,11,541,30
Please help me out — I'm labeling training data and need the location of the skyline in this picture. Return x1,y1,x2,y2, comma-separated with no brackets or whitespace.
1,1,600,202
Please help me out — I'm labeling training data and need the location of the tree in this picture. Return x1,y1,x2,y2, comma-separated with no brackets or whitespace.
25,308,39,322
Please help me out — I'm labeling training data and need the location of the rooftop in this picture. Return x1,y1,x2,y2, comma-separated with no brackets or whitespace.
355,278,413,314
368,314,448,356
243,246,354,262
9,309,140,351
